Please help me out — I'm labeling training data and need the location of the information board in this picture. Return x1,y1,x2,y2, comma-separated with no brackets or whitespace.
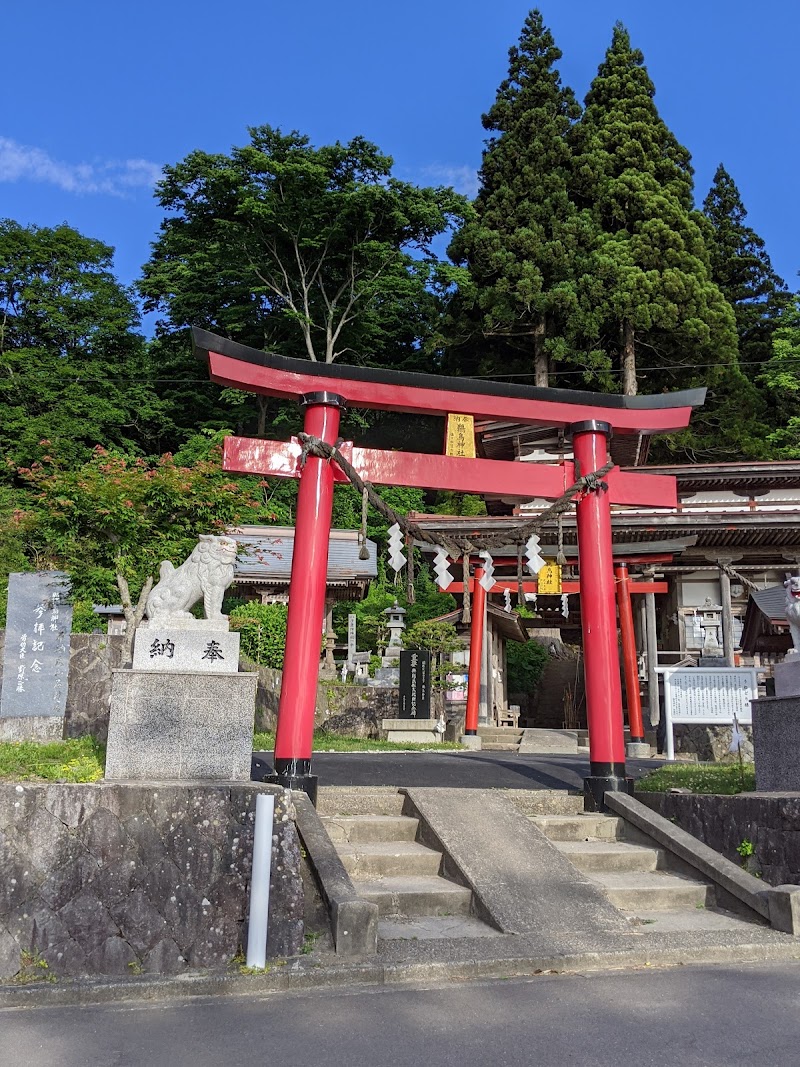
661,667,758,760
0,572,72,719
398,650,431,719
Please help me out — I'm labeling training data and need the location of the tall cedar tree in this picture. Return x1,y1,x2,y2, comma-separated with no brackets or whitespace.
446,10,582,386
139,127,466,440
0,221,166,471
570,24,737,397
702,163,789,375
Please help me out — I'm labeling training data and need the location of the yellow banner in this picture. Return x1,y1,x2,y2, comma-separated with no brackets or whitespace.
537,562,562,595
445,414,476,458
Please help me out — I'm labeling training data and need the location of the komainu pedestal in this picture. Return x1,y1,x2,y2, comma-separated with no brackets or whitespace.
105,668,257,780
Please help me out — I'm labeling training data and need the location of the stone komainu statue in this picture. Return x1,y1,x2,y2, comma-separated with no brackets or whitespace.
784,575,800,656
145,535,238,621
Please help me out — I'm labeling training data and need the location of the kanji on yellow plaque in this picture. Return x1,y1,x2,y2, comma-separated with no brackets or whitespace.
537,562,562,594
445,414,476,458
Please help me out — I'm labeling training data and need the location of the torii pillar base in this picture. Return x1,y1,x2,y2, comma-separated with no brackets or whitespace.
583,773,634,812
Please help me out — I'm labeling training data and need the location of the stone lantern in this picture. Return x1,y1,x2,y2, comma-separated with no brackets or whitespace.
382,600,406,665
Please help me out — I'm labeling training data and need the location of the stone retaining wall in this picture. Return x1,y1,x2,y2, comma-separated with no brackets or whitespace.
637,791,800,887
0,782,303,982
671,724,754,762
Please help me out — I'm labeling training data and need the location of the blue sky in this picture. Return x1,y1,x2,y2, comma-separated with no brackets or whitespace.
3,0,798,313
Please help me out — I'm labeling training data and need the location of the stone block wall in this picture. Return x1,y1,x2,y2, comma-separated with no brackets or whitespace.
638,791,800,887
0,782,303,982
671,723,754,762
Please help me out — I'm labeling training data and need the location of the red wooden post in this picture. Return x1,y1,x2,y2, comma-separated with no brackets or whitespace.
271,391,344,802
571,421,630,809
464,569,486,737
615,563,646,746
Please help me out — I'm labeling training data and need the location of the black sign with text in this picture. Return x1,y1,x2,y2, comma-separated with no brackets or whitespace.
0,572,72,719
398,649,431,719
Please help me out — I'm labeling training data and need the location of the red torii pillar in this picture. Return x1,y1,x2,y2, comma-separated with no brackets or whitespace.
193,328,702,809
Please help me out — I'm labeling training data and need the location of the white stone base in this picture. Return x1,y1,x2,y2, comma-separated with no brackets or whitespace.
382,717,439,744
774,658,800,698
0,715,64,741
133,625,239,673
460,735,482,750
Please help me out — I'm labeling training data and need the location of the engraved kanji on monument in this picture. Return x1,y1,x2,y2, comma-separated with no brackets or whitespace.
0,572,72,726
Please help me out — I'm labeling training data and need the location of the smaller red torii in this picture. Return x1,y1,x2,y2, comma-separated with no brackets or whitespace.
195,328,705,809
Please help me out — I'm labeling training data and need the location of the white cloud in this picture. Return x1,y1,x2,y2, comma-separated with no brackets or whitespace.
418,164,480,199
0,137,162,197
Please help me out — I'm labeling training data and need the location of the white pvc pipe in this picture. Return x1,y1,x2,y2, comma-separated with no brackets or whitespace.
246,791,275,969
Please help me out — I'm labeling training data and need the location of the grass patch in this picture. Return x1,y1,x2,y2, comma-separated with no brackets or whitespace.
253,731,461,753
0,737,105,783
635,761,756,795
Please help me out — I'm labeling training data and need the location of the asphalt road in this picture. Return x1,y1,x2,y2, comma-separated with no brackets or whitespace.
254,749,665,791
4,962,799,1067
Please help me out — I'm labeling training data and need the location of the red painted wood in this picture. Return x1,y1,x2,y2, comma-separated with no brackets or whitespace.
464,568,487,735
208,350,696,435
223,437,677,508
273,401,341,764
572,428,626,769
616,564,645,743
447,580,668,595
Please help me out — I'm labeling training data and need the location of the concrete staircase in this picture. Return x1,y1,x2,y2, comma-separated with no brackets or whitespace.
511,792,765,933
478,726,523,752
317,788,499,941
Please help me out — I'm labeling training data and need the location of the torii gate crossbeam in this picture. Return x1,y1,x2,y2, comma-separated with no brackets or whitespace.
194,328,705,810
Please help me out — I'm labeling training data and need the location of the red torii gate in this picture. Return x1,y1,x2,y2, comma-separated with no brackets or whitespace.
194,328,704,808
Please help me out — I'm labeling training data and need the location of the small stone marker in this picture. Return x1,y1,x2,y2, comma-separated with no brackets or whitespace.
0,572,72,726
347,613,357,667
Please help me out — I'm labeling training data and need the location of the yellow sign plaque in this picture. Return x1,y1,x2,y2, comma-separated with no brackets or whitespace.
537,562,562,595
445,413,476,458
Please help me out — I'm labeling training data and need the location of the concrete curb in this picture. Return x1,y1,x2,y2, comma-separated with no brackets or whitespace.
3,939,800,1010
608,792,775,923
293,792,379,956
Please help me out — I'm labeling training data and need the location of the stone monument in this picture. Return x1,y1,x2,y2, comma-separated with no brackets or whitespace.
105,535,257,781
0,572,72,740
752,575,800,790
371,601,406,687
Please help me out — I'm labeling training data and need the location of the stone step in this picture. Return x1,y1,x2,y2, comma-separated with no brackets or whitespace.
530,814,624,841
478,728,524,740
591,870,714,911
336,840,443,878
481,742,520,752
378,915,500,941
316,787,405,817
627,908,764,934
505,789,585,816
355,875,473,917
321,814,419,844
554,840,662,873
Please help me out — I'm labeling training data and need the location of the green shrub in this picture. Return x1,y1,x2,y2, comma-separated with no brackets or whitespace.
229,602,288,669
70,599,103,633
507,639,549,693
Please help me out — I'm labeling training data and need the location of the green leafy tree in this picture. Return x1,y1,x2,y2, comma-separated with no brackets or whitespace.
0,220,167,470
702,163,790,375
446,10,583,385
570,24,737,396
229,602,288,669
139,126,467,438
405,618,462,692
760,299,800,456
16,430,274,606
